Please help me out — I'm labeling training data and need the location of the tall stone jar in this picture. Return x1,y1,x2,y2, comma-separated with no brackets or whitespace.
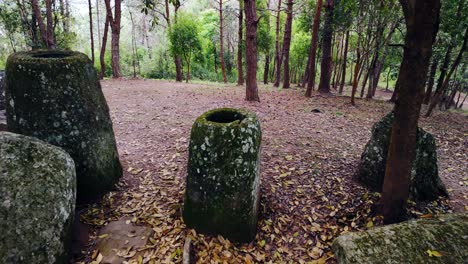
184,108,261,242
5,50,122,201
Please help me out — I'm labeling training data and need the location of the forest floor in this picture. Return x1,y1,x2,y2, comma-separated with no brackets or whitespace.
77,79,467,264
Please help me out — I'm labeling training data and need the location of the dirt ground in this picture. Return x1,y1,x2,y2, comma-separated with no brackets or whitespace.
78,79,467,263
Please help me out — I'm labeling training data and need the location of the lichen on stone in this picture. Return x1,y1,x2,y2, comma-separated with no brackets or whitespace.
0,131,76,264
183,108,262,242
5,50,122,202
333,213,468,264
355,112,447,201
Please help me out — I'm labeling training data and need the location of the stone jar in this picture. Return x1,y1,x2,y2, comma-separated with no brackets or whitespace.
184,108,262,242
0,132,76,264
5,50,122,201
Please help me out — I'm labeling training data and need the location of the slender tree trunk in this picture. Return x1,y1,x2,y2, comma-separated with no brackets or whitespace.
339,31,349,94
264,54,270,84
237,0,245,85
88,0,95,63
219,0,228,83
104,0,122,78
282,0,294,89
317,0,334,94
426,27,467,116
96,0,101,48
244,0,260,101
332,33,342,89
45,0,55,49
381,0,440,224
350,0,363,106
31,0,49,49
273,0,283,87
99,15,110,79
305,0,323,96
129,11,137,78
423,58,438,104
143,18,152,59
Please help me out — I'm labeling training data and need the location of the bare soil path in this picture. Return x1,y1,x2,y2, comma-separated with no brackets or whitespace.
78,79,467,263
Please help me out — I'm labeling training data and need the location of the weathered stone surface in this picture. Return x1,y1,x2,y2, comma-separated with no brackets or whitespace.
5,50,122,201
95,218,153,264
184,108,262,242
0,131,76,264
333,213,468,264
356,112,447,201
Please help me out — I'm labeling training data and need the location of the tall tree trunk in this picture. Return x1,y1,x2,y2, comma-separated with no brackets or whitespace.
244,0,260,101
426,27,467,117
339,31,349,94
219,0,228,83
332,33,343,89
273,0,283,87
96,0,101,48
143,17,152,59
31,0,49,49
45,0,55,49
264,54,270,84
305,0,323,96
104,0,122,78
164,0,183,81
317,0,334,94
88,0,95,63
350,0,363,105
423,58,438,104
282,0,294,89
237,0,244,85
381,0,440,224
99,14,110,79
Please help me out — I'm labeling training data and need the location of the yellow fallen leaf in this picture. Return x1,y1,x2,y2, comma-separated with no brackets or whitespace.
427,249,442,257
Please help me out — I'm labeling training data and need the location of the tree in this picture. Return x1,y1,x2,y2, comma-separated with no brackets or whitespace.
281,0,294,89
99,14,110,79
380,0,441,224
169,14,202,83
237,0,244,85
273,0,282,87
338,31,349,94
104,0,122,78
317,0,334,94
88,0,95,63
217,0,228,83
31,0,55,49
244,0,260,101
304,0,323,97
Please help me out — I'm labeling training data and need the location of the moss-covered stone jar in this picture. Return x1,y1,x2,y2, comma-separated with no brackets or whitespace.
5,50,122,202
183,108,262,242
0,131,76,264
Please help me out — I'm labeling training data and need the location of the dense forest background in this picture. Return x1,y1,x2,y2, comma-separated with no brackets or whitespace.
0,0,466,107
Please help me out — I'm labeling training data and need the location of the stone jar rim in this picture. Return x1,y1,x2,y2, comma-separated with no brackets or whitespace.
7,50,90,67
196,108,256,127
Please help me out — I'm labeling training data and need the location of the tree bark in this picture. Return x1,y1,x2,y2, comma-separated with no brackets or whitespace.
104,0,122,78
317,0,335,94
273,0,283,87
264,54,270,84
381,0,440,224
99,14,110,79
423,58,438,104
219,0,228,83
31,0,50,49
339,31,349,94
244,0,260,101
88,0,95,63
45,0,55,49
305,0,323,96
282,0,294,89
237,0,244,85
